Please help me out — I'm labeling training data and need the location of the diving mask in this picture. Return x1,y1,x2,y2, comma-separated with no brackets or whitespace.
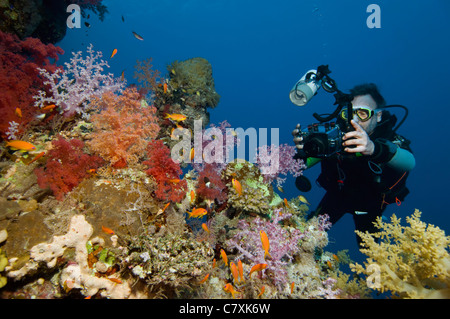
340,106,375,122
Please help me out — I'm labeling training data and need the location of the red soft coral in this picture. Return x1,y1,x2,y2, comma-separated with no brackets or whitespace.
0,30,63,139
34,136,104,201
196,163,228,203
87,88,160,167
143,139,187,203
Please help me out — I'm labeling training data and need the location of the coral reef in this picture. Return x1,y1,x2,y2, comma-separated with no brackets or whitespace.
34,136,104,201
86,88,160,167
350,209,450,299
222,160,280,216
34,44,124,118
0,30,63,139
167,57,220,110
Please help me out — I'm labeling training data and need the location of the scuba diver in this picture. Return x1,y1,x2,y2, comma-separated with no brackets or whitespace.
290,69,415,246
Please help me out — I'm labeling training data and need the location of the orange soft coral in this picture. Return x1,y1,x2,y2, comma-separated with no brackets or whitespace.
87,88,160,167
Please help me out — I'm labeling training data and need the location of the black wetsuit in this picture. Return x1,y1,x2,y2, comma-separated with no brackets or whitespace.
298,112,412,245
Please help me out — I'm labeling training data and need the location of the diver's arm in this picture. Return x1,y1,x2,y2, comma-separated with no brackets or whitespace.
369,138,415,171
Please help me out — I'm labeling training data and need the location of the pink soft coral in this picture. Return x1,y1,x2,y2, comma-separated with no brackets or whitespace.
35,136,104,201
86,88,160,168
143,139,187,203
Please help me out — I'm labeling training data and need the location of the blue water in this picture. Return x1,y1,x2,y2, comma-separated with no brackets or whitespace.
58,0,450,264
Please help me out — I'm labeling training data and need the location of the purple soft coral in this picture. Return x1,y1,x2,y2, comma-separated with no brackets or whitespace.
34,44,124,117
226,210,305,289
255,143,306,187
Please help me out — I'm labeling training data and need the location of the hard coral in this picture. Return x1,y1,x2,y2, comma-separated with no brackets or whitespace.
34,136,104,201
143,139,187,203
350,209,450,299
0,30,63,139
87,88,160,167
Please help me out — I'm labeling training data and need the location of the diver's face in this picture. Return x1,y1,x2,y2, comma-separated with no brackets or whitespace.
351,94,382,135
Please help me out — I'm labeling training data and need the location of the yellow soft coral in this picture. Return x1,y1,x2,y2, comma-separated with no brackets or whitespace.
350,209,450,298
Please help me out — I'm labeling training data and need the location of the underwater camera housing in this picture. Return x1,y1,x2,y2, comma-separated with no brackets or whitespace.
298,122,346,158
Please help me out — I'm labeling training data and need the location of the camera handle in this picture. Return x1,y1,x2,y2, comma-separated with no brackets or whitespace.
312,89,354,132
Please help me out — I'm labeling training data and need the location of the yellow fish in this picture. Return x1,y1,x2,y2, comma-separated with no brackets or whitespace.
220,249,228,266
260,230,271,259
201,223,210,234
298,195,311,205
187,207,207,219
223,283,238,299
249,263,268,277
110,48,118,59
231,178,242,196
164,113,187,122
6,140,36,151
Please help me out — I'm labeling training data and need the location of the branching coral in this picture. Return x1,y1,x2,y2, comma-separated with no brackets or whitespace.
34,136,104,201
86,88,160,167
34,44,124,117
350,209,450,299
143,139,187,203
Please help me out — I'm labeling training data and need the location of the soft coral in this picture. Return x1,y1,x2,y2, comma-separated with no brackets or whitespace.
34,136,104,200
0,30,63,139
143,139,187,203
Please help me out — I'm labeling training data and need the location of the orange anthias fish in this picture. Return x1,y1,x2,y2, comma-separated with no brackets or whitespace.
283,198,289,208
6,140,36,151
220,249,228,266
237,260,244,283
201,223,210,234
15,107,22,118
163,82,168,94
257,286,265,298
102,225,115,235
187,207,208,219
290,282,295,294
260,230,271,259
231,178,242,196
230,262,239,283
249,263,268,277
199,273,209,284
110,48,118,59
164,113,186,122
223,283,238,299
189,147,195,162
212,258,216,268
27,151,45,165
41,104,56,112
190,190,196,204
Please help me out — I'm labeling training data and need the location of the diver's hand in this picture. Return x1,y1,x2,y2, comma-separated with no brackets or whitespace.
292,124,303,150
342,120,375,155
